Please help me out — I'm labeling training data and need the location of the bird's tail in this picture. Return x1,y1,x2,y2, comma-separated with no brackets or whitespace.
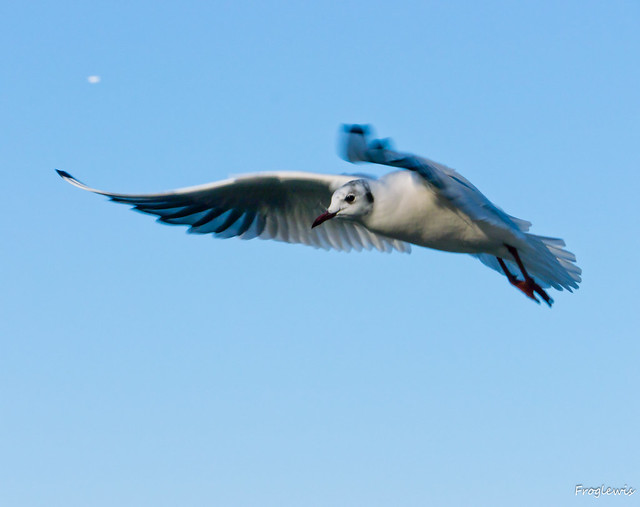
474,234,581,292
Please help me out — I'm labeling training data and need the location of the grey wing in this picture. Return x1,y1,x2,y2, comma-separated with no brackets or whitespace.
341,125,530,238
56,170,411,253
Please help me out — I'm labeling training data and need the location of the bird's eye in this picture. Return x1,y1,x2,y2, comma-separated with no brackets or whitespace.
345,194,356,203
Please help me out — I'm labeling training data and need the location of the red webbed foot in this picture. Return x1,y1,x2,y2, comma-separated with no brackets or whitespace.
497,254,554,307
513,278,553,307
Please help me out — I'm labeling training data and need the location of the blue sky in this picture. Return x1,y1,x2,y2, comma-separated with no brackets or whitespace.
1,1,639,506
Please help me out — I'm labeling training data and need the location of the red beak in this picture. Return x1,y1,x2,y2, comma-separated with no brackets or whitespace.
311,211,337,228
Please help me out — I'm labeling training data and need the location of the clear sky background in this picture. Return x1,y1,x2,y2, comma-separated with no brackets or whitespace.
1,1,639,506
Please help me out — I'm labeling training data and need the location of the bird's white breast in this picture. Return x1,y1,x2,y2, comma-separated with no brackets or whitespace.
362,171,498,254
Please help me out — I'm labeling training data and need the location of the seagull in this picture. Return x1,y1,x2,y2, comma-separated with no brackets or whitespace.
57,124,581,306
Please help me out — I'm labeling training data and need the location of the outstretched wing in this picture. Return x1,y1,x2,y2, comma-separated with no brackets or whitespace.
341,125,531,238
56,170,411,253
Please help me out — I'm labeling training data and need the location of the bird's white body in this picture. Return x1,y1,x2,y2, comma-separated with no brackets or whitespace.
57,124,581,304
364,171,503,255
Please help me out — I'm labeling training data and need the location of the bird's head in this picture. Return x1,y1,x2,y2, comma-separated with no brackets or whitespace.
312,179,374,228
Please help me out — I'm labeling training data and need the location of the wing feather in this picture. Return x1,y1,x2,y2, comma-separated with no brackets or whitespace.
56,169,410,254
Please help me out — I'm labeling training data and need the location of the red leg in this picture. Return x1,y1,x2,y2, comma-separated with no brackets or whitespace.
497,257,538,303
498,247,553,307
497,257,519,285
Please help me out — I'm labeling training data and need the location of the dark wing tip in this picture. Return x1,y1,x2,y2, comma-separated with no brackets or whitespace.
343,124,370,135
56,169,73,179
55,169,93,193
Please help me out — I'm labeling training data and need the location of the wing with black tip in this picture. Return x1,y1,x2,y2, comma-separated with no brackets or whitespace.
56,170,411,253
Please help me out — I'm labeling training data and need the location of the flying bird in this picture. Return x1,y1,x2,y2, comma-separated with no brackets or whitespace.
57,125,581,306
